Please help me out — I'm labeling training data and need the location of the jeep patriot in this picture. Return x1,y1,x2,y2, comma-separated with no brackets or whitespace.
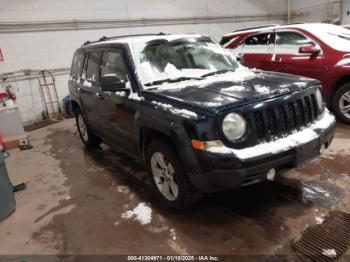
69,33,336,210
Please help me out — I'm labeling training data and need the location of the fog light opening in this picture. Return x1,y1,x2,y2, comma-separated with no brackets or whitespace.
267,168,276,181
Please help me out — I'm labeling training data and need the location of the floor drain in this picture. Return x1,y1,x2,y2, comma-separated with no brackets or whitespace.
292,210,350,261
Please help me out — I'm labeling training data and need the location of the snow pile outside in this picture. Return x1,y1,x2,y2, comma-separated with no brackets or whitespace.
322,248,337,258
121,202,152,225
151,101,198,119
206,109,335,159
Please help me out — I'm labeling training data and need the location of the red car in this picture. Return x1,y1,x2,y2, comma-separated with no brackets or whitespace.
221,23,350,124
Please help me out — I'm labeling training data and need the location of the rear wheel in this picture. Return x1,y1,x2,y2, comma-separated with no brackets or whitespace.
146,140,201,211
332,83,350,124
76,109,101,148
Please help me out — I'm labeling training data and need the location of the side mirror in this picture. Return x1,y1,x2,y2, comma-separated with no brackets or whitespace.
299,44,321,55
100,74,128,92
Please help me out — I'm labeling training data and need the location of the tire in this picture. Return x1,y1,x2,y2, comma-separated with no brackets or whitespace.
75,108,101,148
332,82,350,124
146,140,202,211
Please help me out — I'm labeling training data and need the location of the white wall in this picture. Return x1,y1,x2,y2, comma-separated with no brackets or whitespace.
343,0,350,24
291,0,344,24
0,0,287,124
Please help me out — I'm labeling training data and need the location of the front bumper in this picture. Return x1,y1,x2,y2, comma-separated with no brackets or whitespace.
189,110,336,193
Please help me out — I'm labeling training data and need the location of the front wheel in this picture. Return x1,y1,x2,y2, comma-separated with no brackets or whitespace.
146,140,202,211
76,109,101,148
332,83,350,124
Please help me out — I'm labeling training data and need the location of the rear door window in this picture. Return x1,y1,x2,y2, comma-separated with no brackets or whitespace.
245,33,273,46
243,33,274,54
82,51,100,83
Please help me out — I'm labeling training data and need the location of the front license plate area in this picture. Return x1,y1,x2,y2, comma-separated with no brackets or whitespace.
295,139,320,166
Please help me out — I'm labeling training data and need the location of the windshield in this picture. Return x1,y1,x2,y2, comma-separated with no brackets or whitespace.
133,37,239,87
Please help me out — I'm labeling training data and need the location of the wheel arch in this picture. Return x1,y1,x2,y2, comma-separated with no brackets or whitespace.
329,75,350,107
139,126,182,162
70,99,80,115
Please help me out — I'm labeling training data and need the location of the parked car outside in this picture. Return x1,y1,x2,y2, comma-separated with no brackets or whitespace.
69,33,335,210
221,23,350,124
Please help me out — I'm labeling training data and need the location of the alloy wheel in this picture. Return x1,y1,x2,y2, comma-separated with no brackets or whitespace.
150,152,179,201
339,91,350,120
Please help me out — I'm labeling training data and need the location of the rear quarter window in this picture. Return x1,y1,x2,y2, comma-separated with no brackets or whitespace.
70,51,84,81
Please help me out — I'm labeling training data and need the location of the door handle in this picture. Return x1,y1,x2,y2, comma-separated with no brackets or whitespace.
95,93,104,100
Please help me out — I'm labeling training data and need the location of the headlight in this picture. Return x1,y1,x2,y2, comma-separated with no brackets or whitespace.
315,88,323,110
222,113,246,141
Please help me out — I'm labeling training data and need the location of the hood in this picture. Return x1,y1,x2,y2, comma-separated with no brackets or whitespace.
142,71,320,115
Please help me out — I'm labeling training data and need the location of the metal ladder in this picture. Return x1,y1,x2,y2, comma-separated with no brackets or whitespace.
38,70,62,119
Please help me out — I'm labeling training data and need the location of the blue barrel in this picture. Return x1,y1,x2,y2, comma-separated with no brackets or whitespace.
0,151,16,222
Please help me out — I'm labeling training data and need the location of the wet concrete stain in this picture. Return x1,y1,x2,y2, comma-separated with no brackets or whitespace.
20,121,350,257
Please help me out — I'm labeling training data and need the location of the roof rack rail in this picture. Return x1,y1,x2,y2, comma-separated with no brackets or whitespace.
283,22,305,25
231,24,279,33
82,32,168,46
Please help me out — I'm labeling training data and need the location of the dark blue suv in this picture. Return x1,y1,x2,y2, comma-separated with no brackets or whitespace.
69,33,336,210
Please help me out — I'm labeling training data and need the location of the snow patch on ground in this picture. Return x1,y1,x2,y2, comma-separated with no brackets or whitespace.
315,216,325,224
206,109,335,159
170,228,176,241
322,248,337,258
117,185,130,194
121,203,152,225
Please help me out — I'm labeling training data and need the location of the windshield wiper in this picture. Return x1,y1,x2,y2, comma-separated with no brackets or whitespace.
144,76,202,87
201,69,236,77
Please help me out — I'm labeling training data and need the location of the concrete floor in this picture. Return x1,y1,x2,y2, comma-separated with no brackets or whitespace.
1,118,350,258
